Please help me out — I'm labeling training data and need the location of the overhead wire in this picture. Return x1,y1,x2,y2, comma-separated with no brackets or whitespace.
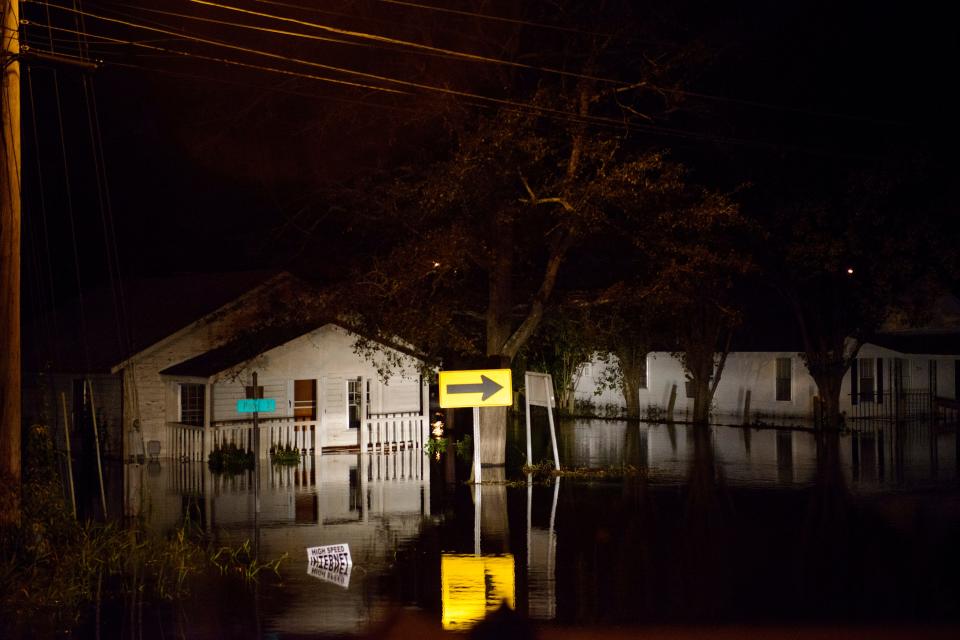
27,0,924,131
32,4,656,131
34,0,94,375
189,0,635,86
24,65,63,370
33,21,411,95
28,2,898,163
31,5,416,94
74,0,134,384
268,0,638,42
28,22,886,160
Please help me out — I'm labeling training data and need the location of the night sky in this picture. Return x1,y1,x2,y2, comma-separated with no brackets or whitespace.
18,0,958,319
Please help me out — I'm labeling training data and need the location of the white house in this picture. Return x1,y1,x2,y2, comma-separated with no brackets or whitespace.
154,322,429,460
575,332,960,425
98,271,429,460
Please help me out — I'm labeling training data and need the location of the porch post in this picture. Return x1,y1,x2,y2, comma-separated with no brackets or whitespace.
203,380,212,462
359,376,367,453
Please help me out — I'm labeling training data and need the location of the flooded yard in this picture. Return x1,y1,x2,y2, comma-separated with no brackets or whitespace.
91,418,960,636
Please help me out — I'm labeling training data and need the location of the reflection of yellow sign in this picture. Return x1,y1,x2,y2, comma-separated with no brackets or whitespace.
441,554,515,631
439,369,512,408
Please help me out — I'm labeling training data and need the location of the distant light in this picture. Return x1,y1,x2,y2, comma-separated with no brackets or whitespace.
846,268,854,275
432,261,441,268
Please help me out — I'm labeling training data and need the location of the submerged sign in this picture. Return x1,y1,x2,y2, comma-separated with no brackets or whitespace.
236,398,276,413
438,369,512,408
308,562,352,588
307,543,352,576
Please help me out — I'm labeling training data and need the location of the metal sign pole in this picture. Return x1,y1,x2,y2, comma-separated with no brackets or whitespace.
86,380,108,518
524,373,533,467
546,375,560,470
253,371,260,517
472,406,481,484
60,391,76,520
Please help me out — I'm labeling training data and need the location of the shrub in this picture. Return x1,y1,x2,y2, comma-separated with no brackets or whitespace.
269,443,301,466
207,442,254,474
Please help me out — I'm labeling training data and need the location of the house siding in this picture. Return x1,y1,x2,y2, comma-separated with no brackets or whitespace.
576,343,960,424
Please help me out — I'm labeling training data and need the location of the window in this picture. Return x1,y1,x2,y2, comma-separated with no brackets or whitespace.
639,357,648,390
859,358,875,403
180,384,205,426
578,363,593,378
348,378,362,429
776,358,792,401
685,380,695,399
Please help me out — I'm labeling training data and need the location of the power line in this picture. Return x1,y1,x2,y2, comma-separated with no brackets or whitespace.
269,0,637,41
31,6,634,129
31,22,885,161
190,0,629,86
29,17,411,95
29,4,897,158
99,2,370,50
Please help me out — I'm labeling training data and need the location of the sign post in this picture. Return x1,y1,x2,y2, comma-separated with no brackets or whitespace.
438,368,512,486
524,372,560,471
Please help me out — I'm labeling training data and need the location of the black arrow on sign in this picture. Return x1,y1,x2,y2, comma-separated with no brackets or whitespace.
446,375,503,401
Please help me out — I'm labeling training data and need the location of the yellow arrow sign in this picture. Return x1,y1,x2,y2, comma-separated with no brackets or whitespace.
439,369,513,408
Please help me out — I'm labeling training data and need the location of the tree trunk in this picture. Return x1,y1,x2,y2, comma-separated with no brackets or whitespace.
478,209,514,467
617,346,646,419
811,369,845,430
692,376,713,425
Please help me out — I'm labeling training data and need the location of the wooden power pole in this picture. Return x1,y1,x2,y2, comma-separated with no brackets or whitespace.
1,0,21,526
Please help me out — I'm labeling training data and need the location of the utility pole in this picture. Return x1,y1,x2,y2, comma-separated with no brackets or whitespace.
0,0,21,526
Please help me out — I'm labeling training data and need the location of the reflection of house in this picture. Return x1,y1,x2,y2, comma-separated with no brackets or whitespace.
575,332,960,424
131,451,431,635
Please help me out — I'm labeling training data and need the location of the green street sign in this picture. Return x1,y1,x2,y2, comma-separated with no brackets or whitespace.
237,398,276,413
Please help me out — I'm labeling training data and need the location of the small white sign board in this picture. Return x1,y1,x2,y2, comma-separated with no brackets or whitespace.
524,372,560,470
307,543,353,587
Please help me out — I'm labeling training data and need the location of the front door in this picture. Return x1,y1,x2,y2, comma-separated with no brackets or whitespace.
322,376,347,430
294,379,317,422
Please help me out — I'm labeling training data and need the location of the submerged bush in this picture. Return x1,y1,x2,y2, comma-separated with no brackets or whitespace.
269,443,301,466
208,442,255,473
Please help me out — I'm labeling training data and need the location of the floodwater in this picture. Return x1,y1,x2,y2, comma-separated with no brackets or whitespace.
92,417,960,637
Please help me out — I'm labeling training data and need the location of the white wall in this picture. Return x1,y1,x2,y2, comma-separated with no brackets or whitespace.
192,324,424,449
119,278,296,455
636,351,817,422
577,345,960,423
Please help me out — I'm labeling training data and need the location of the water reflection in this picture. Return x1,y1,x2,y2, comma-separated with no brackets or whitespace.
118,418,960,636
129,449,432,636
547,418,959,490
440,554,515,630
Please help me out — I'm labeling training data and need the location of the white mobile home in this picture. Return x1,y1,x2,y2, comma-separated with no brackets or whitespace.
575,332,960,425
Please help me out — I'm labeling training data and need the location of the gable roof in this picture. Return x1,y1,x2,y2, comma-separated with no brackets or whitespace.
159,320,427,380
159,320,326,378
867,331,960,357
29,270,282,373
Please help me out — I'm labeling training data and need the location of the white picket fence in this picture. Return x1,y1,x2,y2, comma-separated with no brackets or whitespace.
360,413,429,453
170,413,427,461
